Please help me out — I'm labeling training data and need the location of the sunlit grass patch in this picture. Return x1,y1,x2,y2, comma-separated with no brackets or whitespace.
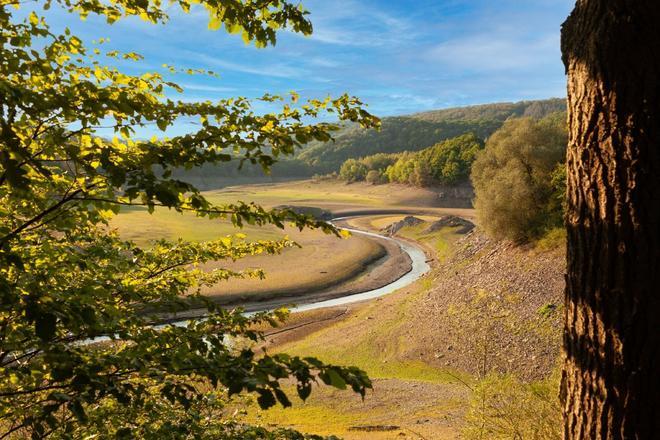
247,392,364,437
463,370,561,440
110,203,388,301
396,222,463,263
199,234,385,299
203,183,383,208
535,227,566,251
110,205,282,245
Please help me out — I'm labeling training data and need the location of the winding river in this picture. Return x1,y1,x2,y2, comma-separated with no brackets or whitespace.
162,215,432,327
290,217,430,313
85,215,431,343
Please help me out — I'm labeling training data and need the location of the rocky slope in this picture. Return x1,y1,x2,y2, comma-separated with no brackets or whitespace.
402,229,565,380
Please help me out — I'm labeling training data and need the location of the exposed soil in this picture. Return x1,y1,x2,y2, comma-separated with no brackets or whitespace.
259,307,353,348
163,230,413,320
405,230,565,381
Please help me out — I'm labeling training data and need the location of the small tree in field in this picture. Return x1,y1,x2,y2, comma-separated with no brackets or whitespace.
338,158,369,182
365,169,383,185
0,1,379,438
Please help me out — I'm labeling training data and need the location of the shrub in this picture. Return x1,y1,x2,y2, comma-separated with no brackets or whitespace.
339,158,369,182
471,114,567,242
361,153,398,172
463,372,561,440
535,227,567,251
365,169,384,184
338,154,397,182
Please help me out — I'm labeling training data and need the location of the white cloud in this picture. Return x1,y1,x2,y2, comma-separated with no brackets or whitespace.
190,53,307,79
308,56,342,68
426,33,559,72
301,0,417,47
387,93,440,108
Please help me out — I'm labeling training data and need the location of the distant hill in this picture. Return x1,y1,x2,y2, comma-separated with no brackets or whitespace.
297,98,566,173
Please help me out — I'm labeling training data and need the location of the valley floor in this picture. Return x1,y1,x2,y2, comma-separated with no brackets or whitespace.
111,179,566,438
243,213,565,439
110,180,474,309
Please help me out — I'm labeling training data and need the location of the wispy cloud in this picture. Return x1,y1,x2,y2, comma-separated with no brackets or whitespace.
426,33,558,72
177,83,237,93
301,0,417,47
190,53,307,79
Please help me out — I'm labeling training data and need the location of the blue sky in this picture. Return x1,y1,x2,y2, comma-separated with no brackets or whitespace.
42,0,574,120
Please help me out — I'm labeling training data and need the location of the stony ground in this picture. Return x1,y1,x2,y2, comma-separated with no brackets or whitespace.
404,229,565,381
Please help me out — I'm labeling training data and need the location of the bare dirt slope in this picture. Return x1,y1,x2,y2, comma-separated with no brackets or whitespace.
401,230,565,381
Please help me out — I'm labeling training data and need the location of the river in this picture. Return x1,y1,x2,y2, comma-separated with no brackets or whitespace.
290,217,430,312
84,215,431,342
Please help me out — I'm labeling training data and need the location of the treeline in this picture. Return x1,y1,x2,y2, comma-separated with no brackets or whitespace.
167,99,566,184
338,112,569,243
338,133,484,186
298,98,566,173
472,113,567,242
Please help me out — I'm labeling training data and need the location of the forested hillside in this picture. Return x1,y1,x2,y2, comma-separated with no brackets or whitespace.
338,133,484,186
174,98,566,184
298,98,566,173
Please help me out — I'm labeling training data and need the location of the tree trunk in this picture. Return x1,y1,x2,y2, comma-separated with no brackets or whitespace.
560,1,660,438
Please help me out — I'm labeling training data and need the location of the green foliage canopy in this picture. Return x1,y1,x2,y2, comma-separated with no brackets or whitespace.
338,158,369,182
0,1,379,438
386,133,484,186
298,98,565,173
338,133,484,187
471,114,567,242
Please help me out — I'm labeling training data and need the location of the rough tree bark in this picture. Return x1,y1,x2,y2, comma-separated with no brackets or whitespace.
560,1,660,438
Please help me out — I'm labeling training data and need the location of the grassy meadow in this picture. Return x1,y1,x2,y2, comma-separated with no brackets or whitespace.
199,179,475,212
110,205,385,302
109,180,474,302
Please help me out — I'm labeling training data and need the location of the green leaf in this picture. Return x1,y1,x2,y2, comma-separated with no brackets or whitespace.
322,369,347,390
256,389,276,409
273,388,291,407
68,400,87,423
297,383,312,401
